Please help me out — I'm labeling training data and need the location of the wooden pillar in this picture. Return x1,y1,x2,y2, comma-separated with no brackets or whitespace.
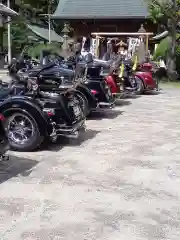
95,35,99,58
0,14,4,69
146,35,149,54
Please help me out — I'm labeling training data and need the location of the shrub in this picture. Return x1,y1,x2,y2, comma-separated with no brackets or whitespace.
153,37,171,60
27,43,61,59
153,34,180,73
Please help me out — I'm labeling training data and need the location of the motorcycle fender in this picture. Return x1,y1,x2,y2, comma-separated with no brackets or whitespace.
75,84,97,108
105,75,119,94
0,96,48,136
135,72,156,89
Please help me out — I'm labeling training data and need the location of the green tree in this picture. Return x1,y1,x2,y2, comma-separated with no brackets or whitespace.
5,0,59,55
147,0,179,79
15,0,58,20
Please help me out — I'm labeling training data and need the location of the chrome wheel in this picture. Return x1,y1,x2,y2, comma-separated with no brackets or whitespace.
76,94,85,111
75,93,88,116
6,113,34,145
129,77,137,89
134,77,144,94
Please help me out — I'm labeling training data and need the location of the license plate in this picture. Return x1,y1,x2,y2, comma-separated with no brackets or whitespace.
73,105,81,116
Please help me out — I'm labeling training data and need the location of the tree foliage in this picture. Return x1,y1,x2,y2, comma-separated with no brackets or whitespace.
146,0,180,30
4,0,59,56
147,0,179,79
15,0,58,17
27,42,61,59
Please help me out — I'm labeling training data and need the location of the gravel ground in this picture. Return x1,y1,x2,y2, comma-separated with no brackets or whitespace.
0,87,180,240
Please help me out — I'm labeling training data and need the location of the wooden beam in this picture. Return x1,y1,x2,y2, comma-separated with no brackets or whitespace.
91,32,153,36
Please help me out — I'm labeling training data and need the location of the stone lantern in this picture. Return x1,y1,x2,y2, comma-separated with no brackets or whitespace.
138,24,146,42
137,24,147,63
61,22,70,58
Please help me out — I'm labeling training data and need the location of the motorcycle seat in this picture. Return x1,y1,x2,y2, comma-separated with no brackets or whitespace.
28,62,56,77
53,67,75,77
94,59,112,68
34,66,75,79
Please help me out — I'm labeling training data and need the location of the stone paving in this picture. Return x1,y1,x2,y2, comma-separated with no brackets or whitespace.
0,87,180,240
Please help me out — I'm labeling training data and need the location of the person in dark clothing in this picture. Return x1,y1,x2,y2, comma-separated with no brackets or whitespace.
102,39,117,61
83,37,91,51
74,37,82,55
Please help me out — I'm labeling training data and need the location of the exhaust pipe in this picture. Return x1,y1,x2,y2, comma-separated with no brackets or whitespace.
97,101,115,108
56,130,79,139
49,120,85,142
50,129,80,140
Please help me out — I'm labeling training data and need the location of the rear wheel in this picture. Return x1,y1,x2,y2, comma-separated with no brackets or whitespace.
134,77,144,94
75,91,91,117
4,112,44,151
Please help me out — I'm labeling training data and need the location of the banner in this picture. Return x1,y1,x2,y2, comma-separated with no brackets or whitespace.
128,38,140,56
81,36,87,53
90,38,97,56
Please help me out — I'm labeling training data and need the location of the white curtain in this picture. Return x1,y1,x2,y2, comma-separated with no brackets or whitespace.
90,38,97,56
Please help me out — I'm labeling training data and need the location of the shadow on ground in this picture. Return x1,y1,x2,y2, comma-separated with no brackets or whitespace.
120,94,141,99
115,99,132,106
143,90,162,95
88,109,123,120
45,129,100,152
0,155,38,184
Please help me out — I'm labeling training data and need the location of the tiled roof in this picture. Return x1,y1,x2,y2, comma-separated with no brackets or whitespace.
52,0,148,19
27,24,64,43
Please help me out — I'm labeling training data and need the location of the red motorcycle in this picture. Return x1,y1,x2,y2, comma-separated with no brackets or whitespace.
105,61,158,95
137,62,158,91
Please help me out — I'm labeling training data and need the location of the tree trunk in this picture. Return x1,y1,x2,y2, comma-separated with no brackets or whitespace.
167,36,176,80
166,0,177,80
